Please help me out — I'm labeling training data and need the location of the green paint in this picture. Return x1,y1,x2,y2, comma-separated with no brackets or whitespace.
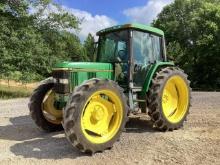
141,61,174,95
54,62,113,92
69,71,112,89
97,23,164,36
54,62,113,70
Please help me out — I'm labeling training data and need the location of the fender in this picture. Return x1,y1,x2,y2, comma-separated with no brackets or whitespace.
141,61,174,95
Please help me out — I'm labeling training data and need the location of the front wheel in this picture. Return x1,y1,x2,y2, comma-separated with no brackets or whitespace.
147,67,191,131
63,79,128,153
29,78,63,132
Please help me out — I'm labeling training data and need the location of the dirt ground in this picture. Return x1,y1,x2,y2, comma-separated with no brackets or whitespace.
0,92,219,165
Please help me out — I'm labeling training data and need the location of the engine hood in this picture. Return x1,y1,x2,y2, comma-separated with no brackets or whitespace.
53,62,113,72
53,62,114,86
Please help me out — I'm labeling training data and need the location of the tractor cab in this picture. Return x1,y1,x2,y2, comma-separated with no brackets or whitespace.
96,24,167,90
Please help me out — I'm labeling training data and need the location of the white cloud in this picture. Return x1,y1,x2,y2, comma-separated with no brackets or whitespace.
123,0,174,24
31,4,116,41
62,6,117,41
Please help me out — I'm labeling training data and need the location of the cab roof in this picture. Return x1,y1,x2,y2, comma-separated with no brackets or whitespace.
97,23,164,36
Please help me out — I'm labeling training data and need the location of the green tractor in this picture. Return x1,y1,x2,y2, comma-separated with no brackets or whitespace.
29,23,191,153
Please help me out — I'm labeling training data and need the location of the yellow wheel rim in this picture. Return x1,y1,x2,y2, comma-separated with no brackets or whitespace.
41,90,62,125
81,90,123,144
162,75,189,123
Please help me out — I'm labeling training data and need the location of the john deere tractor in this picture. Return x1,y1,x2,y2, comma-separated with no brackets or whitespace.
29,23,191,153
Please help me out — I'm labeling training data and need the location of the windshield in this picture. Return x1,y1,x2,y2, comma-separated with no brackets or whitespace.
97,30,129,63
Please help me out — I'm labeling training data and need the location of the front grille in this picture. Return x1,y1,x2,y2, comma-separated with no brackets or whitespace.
52,70,70,94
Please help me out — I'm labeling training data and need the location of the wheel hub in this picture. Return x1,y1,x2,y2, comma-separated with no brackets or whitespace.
42,90,62,124
92,105,104,121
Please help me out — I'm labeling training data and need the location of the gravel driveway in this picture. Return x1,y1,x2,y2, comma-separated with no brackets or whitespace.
0,92,220,165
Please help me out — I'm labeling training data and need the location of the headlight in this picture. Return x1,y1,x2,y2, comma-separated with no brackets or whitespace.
59,78,69,84
52,70,70,94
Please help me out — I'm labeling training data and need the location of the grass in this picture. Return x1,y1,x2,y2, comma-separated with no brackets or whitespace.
0,84,33,99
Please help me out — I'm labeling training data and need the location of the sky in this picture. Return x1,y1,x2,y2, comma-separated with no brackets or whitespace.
53,0,174,41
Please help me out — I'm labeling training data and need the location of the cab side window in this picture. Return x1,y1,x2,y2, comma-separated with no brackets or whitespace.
98,30,128,63
152,35,162,61
133,31,162,65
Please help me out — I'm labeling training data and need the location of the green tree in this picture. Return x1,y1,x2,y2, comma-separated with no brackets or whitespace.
84,33,95,61
153,0,220,90
0,0,86,82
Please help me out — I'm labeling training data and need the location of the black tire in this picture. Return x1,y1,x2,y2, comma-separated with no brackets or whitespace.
147,67,191,131
63,78,128,154
28,78,63,132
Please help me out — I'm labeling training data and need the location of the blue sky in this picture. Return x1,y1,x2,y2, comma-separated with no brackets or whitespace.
54,0,148,23
53,0,174,40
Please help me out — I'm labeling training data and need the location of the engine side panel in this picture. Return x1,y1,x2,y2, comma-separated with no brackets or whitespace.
52,62,114,93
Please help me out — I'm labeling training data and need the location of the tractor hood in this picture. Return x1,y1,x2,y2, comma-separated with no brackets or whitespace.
53,62,114,86
53,61,113,72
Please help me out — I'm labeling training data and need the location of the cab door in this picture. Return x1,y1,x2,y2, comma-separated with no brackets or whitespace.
132,31,163,88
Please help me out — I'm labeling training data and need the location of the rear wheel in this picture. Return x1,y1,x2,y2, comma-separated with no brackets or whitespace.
63,78,128,153
147,67,191,131
29,78,63,132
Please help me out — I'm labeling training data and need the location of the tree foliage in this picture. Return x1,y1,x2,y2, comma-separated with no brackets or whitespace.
0,0,87,82
84,33,95,61
153,0,220,90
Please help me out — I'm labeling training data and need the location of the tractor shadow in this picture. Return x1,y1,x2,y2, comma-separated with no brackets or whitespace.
1,115,156,160
10,134,87,159
0,115,87,159
0,115,47,141
125,116,155,133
